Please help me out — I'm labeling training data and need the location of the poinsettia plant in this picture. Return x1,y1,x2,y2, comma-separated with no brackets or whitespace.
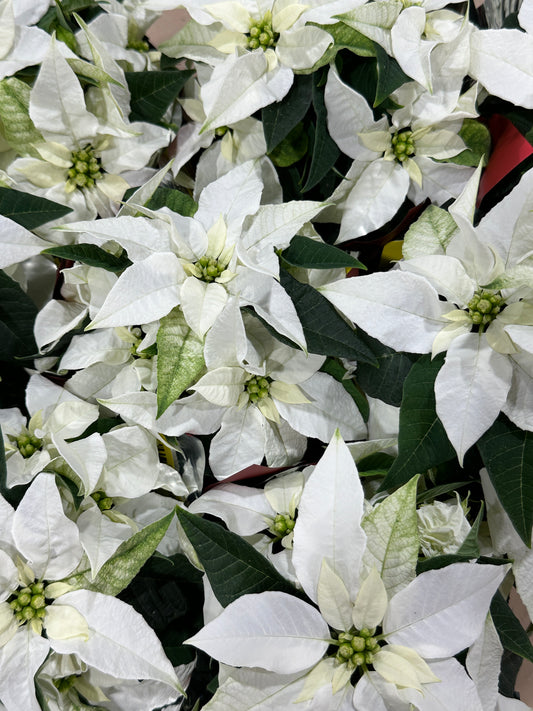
1,0,533,709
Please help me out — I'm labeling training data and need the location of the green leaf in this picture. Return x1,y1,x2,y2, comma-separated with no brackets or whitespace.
42,244,132,272
355,331,417,406
301,75,340,192
268,122,308,167
416,553,484,574
456,503,484,559
357,452,394,473
262,74,313,152
64,512,175,596
0,187,72,230
416,481,471,504
175,506,298,607
0,78,43,156
281,235,365,270
363,475,420,596
477,417,533,546
305,22,376,73
373,44,411,106
491,590,533,663
144,186,198,216
320,357,369,421
157,308,206,418
125,70,194,124
59,0,100,12
280,270,377,365
446,118,491,167
380,354,456,491
342,55,379,108
0,270,38,361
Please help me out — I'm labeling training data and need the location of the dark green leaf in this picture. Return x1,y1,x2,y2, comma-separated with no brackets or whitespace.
491,591,533,663
301,75,340,192
456,503,484,559
357,452,395,472
125,70,194,124
262,74,313,152
65,512,175,596
280,270,377,365
355,331,417,407
175,507,298,607
416,553,484,574
42,244,132,272
0,187,72,229
498,649,525,699
60,0,100,12
416,481,471,504
381,354,456,491
373,44,411,106
320,357,369,421
144,186,198,216
0,428,10,504
268,123,309,167
478,417,533,546
0,271,38,361
282,235,365,270
0,362,30,412
341,55,378,108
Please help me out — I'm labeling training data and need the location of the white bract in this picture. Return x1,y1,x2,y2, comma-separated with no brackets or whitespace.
320,166,533,462
187,432,506,710
0,0,54,80
171,72,268,179
0,473,182,711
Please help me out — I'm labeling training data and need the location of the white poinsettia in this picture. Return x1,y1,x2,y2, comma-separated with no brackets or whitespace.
100,300,365,478
58,160,323,346
186,432,506,710
51,421,186,577
319,165,533,462
323,66,473,241
7,36,170,222
159,0,335,129
35,652,189,711
75,1,161,72
33,261,119,355
56,323,160,405
189,465,314,580
0,384,99,489
0,473,182,711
